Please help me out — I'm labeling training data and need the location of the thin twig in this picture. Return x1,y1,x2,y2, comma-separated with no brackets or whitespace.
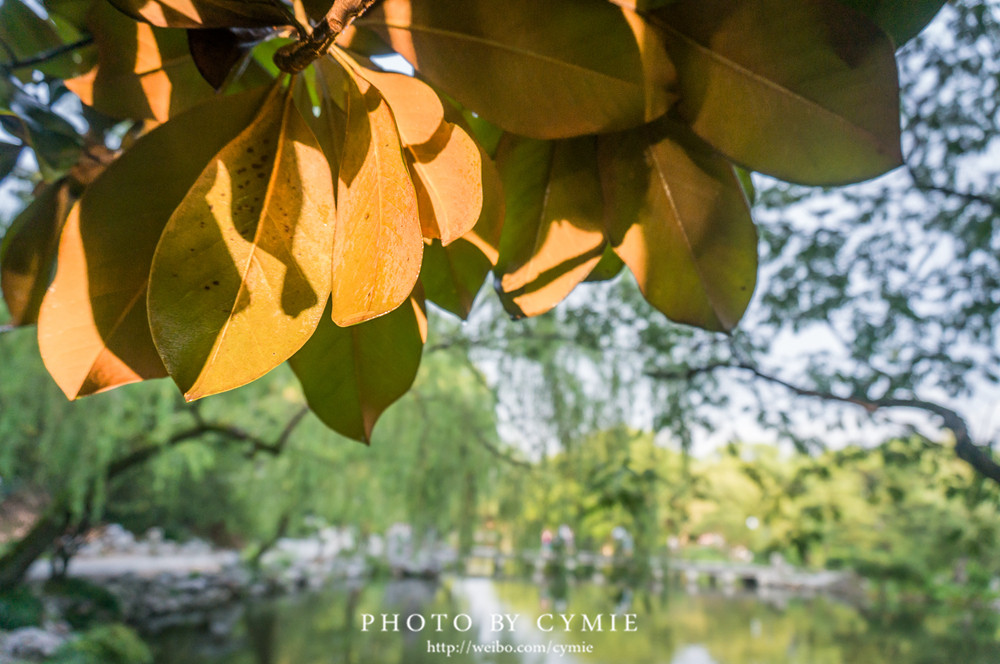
0,37,94,72
906,164,1000,211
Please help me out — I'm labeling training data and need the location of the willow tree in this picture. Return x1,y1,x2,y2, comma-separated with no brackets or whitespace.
0,0,943,443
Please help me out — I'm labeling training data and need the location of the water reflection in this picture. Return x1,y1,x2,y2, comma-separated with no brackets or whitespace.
152,577,1000,664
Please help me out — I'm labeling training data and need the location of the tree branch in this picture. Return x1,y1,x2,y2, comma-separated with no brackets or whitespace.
106,407,311,481
906,163,1000,212
273,0,380,73
648,362,1000,485
0,37,94,72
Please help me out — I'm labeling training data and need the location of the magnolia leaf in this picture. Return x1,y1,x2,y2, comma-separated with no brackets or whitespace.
585,245,626,283
0,141,22,181
187,27,271,90
359,0,676,139
420,109,505,319
836,0,946,45
334,25,396,57
494,136,606,319
0,0,95,80
599,119,757,331
148,84,335,400
608,0,676,10
356,65,483,245
107,0,294,29
0,180,72,326
0,0,62,65
290,296,426,443
307,57,349,175
38,86,272,399
330,50,422,326
0,92,84,180
649,0,902,185
65,2,214,122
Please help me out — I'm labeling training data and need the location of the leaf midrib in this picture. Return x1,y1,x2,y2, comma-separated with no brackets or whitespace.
645,131,727,329
363,20,644,93
654,19,891,153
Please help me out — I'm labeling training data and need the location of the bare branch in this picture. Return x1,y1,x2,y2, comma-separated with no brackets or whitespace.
648,362,1000,485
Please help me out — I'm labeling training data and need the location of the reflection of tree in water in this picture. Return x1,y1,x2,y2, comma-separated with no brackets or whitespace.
244,603,277,664
384,579,443,664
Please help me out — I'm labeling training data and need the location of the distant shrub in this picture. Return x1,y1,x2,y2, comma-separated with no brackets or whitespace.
43,577,121,630
47,624,152,664
0,585,43,629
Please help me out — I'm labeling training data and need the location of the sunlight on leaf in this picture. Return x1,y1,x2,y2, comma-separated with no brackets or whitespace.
38,86,273,399
355,64,483,245
494,136,606,319
329,50,423,327
65,1,213,122
107,0,293,29
359,0,676,139
148,83,335,400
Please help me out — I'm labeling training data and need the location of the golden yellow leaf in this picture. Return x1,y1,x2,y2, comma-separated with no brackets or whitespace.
354,65,483,245
147,83,335,399
37,86,272,399
330,50,423,326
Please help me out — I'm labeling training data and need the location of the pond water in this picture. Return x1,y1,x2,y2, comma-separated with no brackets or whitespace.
152,577,1000,664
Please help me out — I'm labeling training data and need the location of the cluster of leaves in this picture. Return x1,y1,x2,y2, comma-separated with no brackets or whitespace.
0,0,944,442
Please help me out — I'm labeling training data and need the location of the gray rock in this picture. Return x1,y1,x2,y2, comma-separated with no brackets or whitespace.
0,627,67,660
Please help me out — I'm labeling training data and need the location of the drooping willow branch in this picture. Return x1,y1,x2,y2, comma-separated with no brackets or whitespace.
648,362,1000,486
274,0,380,73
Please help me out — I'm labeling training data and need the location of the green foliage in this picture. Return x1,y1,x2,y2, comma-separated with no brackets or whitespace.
0,585,43,629
48,624,153,664
43,577,122,629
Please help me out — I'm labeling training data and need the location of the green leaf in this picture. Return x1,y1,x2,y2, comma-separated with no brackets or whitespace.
494,135,606,318
0,141,23,181
65,2,214,122
148,84,335,400
359,0,676,139
835,0,946,45
107,0,294,29
330,50,423,326
0,180,71,326
290,297,426,443
600,119,757,331
0,0,63,69
585,245,626,283
649,0,902,185
37,85,272,399
0,89,83,180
